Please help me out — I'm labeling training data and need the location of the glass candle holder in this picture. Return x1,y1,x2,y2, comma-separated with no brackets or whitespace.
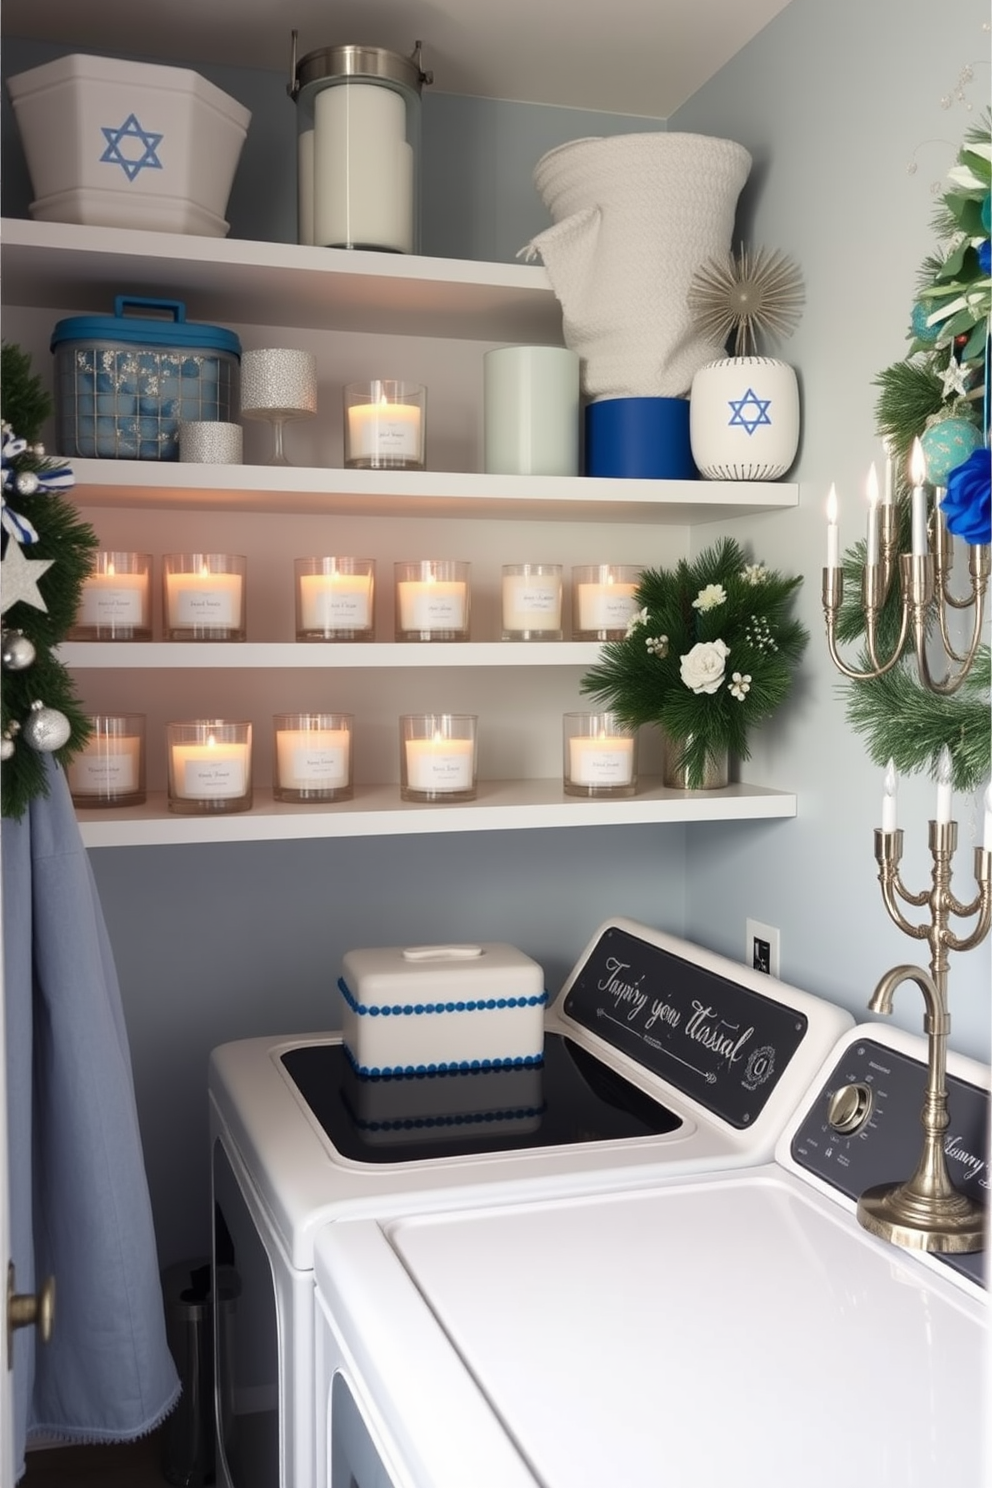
400,714,477,802
501,563,563,641
274,712,354,802
163,553,246,641
345,380,426,470
167,720,253,815
295,557,375,641
394,560,470,641
70,552,152,641
571,564,641,641
67,714,146,807
563,713,637,798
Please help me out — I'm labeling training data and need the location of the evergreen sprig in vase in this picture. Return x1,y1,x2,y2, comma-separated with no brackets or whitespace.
688,248,804,481
580,537,808,789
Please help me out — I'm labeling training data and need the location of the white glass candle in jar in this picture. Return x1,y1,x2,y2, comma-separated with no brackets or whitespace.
67,714,146,807
345,380,425,470
290,40,431,253
394,560,470,641
295,558,375,641
400,714,477,802
571,565,640,641
274,713,353,802
167,720,253,814
501,564,563,641
70,552,152,640
563,712,637,798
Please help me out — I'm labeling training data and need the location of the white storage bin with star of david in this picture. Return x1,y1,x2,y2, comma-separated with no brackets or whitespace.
7,52,250,236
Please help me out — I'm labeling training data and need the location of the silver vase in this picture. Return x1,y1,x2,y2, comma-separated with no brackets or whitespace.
662,731,729,790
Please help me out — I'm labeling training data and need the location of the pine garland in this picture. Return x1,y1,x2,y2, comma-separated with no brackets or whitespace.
842,646,990,793
1,345,98,820
581,537,808,788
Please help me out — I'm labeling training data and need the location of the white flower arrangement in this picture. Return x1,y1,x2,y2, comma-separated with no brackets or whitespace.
581,537,808,787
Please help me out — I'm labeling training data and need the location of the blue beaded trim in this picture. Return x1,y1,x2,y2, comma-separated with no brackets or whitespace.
342,1043,545,1080
337,975,548,1018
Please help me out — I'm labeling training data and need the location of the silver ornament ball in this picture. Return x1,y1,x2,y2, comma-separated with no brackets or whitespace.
22,702,71,753
1,630,37,671
14,470,40,496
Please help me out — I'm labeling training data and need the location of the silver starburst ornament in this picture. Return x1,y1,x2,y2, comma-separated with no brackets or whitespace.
688,248,805,358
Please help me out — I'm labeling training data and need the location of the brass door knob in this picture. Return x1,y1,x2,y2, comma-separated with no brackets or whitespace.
6,1262,55,1366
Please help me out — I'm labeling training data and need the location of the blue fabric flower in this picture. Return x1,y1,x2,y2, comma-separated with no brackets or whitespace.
940,447,992,546
979,239,991,275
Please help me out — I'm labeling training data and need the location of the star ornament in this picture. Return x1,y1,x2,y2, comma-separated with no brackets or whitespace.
727,387,773,436
100,113,164,182
1,538,54,614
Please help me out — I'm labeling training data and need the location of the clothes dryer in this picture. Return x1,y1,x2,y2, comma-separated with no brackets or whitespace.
312,1021,988,1487
209,917,853,1488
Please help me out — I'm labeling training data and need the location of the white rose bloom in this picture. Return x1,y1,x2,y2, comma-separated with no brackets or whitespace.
692,583,727,612
679,638,730,694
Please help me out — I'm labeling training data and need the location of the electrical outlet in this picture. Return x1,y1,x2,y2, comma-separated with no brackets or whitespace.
746,918,780,977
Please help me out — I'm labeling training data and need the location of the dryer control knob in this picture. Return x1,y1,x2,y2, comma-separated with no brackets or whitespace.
827,1082,873,1135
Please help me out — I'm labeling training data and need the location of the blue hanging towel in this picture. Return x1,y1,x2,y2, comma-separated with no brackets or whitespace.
3,758,180,1479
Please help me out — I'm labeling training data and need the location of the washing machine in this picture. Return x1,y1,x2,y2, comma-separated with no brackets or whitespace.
208,917,854,1488
312,1021,989,1487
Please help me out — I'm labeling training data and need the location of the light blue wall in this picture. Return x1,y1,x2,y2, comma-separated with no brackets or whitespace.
670,0,991,1060
3,1,990,1269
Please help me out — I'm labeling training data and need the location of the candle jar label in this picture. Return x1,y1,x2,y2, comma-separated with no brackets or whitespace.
78,585,145,626
406,748,473,792
71,751,140,796
183,757,247,798
283,743,348,788
304,585,371,630
577,586,637,632
404,590,464,630
171,586,239,627
569,744,634,785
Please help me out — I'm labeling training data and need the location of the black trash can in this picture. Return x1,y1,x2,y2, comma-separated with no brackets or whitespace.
161,1259,217,1487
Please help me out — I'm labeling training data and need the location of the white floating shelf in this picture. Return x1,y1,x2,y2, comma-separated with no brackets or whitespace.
59,640,604,668
76,780,797,847
0,217,562,342
64,459,798,525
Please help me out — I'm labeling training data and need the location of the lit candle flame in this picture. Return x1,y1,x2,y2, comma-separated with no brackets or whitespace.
866,464,879,509
909,437,927,489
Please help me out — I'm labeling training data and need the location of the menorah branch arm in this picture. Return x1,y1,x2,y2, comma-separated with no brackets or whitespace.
943,850,992,951
822,569,905,680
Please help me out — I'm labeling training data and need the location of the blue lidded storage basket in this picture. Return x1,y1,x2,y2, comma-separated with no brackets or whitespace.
50,296,241,460
585,396,698,479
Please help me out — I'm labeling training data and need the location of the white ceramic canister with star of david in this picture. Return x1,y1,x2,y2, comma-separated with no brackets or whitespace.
689,356,800,481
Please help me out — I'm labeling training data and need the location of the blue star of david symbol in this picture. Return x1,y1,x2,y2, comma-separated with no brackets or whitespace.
100,114,164,182
727,387,773,436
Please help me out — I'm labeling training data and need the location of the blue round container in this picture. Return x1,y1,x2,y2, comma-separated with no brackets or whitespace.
585,396,697,479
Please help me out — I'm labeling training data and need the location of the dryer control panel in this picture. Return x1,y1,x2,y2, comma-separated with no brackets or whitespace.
791,1036,988,1285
